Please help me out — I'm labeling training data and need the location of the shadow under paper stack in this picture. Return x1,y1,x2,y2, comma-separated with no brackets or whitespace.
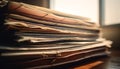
0,1,112,69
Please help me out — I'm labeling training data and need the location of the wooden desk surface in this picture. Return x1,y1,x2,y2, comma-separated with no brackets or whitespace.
50,49,120,69
92,50,120,69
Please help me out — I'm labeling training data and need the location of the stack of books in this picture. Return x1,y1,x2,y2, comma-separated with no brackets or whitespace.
0,1,112,69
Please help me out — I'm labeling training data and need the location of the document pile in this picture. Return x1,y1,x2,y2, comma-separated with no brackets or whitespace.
0,1,112,69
